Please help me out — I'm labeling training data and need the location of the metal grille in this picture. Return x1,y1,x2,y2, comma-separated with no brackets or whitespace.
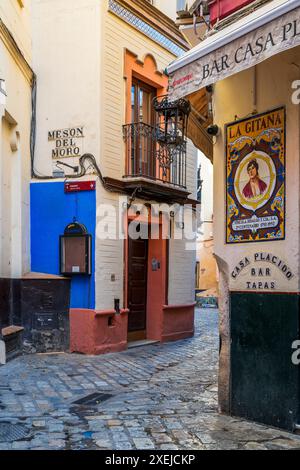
72,393,113,406
108,0,185,57
123,122,187,188
0,423,30,442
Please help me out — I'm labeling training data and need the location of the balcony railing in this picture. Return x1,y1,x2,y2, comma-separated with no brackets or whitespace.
123,122,187,189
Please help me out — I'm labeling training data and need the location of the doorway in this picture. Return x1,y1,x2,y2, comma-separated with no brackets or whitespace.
127,236,148,341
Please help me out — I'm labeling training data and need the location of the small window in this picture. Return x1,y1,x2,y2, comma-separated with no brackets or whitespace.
131,78,156,126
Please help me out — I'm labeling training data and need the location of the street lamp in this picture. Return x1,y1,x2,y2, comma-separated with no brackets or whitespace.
153,95,191,146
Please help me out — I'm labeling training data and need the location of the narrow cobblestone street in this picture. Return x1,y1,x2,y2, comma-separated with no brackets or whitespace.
0,309,299,450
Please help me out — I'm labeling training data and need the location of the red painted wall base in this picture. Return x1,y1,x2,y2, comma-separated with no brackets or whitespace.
70,308,129,355
70,304,195,355
161,303,196,342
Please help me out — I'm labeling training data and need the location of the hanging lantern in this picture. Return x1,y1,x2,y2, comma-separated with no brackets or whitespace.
153,95,191,147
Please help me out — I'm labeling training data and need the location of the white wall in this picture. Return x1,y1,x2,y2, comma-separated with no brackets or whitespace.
153,0,178,21
32,0,101,177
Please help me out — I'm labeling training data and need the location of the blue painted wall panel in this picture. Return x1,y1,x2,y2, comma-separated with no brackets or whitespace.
30,182,96,309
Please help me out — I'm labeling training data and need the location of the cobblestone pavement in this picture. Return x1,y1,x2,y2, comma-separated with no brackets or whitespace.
0,308,300,450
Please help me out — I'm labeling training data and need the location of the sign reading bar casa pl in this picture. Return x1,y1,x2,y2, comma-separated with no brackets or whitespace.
226,107,285,244
168,6,300,101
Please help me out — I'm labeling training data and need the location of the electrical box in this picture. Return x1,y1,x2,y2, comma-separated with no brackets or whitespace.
60,222,92,275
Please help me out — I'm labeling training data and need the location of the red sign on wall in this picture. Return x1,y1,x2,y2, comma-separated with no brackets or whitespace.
64,181,96,193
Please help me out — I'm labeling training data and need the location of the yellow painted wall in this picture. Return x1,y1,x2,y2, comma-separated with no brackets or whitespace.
212,46,300,412
0,1,32,276
101,0,196,193
196,151,217,292
0,0,31,63
197,238,218,292
214,47,300,294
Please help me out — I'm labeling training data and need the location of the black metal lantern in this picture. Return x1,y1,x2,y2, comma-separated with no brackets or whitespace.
153,95,191,147
153,95,190,180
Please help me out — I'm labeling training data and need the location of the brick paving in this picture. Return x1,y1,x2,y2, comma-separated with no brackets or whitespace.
0,308,300,450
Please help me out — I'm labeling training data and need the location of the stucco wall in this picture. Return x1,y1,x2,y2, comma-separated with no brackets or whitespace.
0,3,32,277
196,150,218,291
30,181,96,309
0,0,32,63
168,237,196,305
32,0,101,177
214,47,300,294
31,0,197,311
153,0,177,21
213,46,300,412
101,0,197,193
98,0,197,310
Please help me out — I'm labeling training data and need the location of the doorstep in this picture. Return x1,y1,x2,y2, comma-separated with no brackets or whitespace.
127,339,159,349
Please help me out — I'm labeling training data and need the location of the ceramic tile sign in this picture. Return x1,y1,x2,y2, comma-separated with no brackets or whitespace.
48,126,84,159
226,107,285,244
231,252,294,291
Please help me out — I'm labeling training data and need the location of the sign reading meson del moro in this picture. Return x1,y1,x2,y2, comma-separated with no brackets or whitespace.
48,127,84,159
226,108,285,244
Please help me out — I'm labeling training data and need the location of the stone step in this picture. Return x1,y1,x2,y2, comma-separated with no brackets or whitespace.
0,325,24,365
127,339,159,349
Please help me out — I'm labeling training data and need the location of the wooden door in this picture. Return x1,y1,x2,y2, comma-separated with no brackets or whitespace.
128,237,148,338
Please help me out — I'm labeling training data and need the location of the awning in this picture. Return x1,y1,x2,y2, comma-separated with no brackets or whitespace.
168,0,300,100
187,109,213,161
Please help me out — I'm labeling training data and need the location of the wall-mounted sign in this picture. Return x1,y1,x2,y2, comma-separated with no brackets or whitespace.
226,107,285,244
168,7,300,100
231,252,294,291
60,222,92,276
48,126,84,159
64,181,96,193
0,79,7,106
